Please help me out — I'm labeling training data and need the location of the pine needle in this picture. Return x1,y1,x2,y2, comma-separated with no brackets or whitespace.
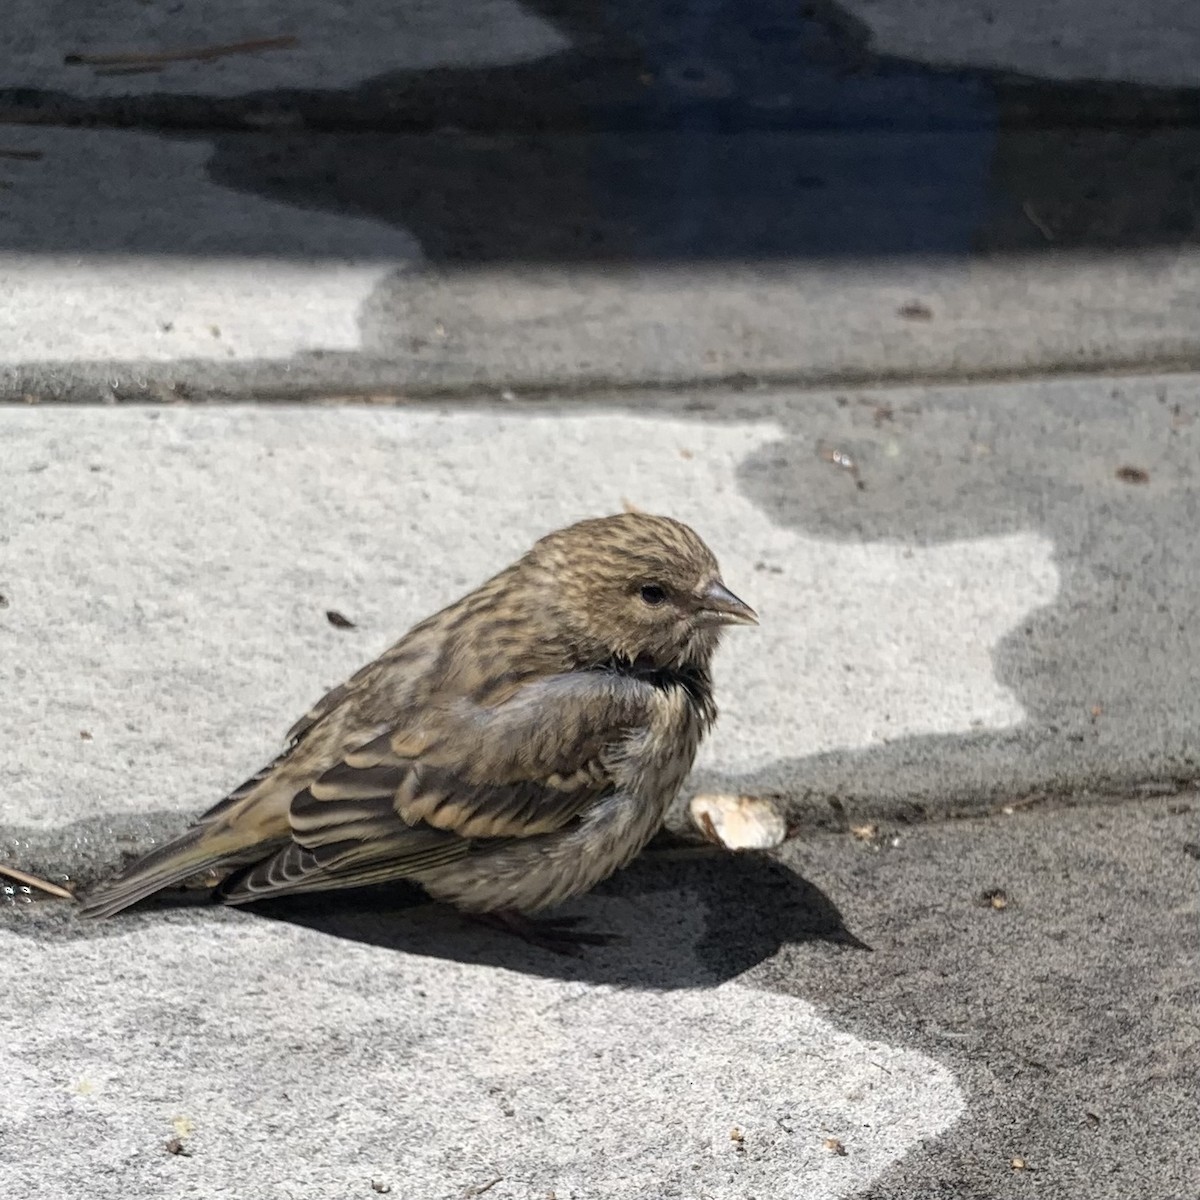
0,863,76,900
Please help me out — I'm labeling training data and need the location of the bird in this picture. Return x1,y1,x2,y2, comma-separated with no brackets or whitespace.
78,512,756,949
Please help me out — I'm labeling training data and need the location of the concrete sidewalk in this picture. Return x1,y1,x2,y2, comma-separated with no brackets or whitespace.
4,3,1200,1198
3,385,1197,834
4,794,1197,1200
2,385,1199,1199
5,0,1200,399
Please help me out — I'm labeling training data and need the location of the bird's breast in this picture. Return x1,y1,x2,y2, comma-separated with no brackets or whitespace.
615,678,710,804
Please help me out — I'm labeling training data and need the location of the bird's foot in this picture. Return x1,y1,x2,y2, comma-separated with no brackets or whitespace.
470,910,620,957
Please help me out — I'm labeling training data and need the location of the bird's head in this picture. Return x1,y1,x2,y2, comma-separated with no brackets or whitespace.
526,512,757,671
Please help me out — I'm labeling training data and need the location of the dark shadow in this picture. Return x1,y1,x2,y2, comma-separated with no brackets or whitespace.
249,846,868,986
199,0,996,263
676,387,1200,810
2,0,1200,259
1,816,868,989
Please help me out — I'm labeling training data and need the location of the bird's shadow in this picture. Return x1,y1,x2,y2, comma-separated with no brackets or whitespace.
251,846,868,987
3,817,867,990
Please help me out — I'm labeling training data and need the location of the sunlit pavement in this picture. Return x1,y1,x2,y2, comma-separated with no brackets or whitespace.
3,4,1200,1198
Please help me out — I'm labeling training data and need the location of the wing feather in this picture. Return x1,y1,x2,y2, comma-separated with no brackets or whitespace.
222,671,660,903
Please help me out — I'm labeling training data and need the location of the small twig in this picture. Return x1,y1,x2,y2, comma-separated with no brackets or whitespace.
64,35,298,68
0,863,75,900
1021,200,1055,242
462,1176,503,1198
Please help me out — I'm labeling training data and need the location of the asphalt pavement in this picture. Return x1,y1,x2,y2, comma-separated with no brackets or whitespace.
3,2,1200,1199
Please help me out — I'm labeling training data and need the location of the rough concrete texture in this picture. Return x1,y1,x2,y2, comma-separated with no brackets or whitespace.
840,0,1200,86
9,0,1199,99
2,381,1197,843
0,889,963,1199
6,1,1200,399
3,117,1200,399
0,126,420,366
3,789,1196,1197
4,3,1200,1194
3,383,1198,1199
4,0,568,98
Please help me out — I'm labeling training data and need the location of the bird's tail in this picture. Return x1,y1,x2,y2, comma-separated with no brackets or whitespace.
77,755,296,919
76,822,274,919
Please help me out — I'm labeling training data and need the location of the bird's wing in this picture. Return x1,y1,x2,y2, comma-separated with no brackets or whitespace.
219,670,661,902
284,639,416,746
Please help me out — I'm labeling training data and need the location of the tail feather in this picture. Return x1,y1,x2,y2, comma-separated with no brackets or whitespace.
76,824,277,919
78,762,297,918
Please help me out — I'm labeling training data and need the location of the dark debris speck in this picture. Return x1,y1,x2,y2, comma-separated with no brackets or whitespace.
1115,465,1150,484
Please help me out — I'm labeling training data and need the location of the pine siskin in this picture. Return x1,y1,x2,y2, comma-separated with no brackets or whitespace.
79,512,756,947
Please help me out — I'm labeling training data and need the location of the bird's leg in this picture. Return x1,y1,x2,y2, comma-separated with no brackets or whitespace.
468,909,620,956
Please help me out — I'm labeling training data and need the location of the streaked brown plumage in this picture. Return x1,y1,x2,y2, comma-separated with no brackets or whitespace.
79,513,756,934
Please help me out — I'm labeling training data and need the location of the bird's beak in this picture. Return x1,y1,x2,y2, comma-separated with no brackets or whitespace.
699,579,758,626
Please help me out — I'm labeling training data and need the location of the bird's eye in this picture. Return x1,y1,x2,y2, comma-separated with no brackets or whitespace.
640,584,667,606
